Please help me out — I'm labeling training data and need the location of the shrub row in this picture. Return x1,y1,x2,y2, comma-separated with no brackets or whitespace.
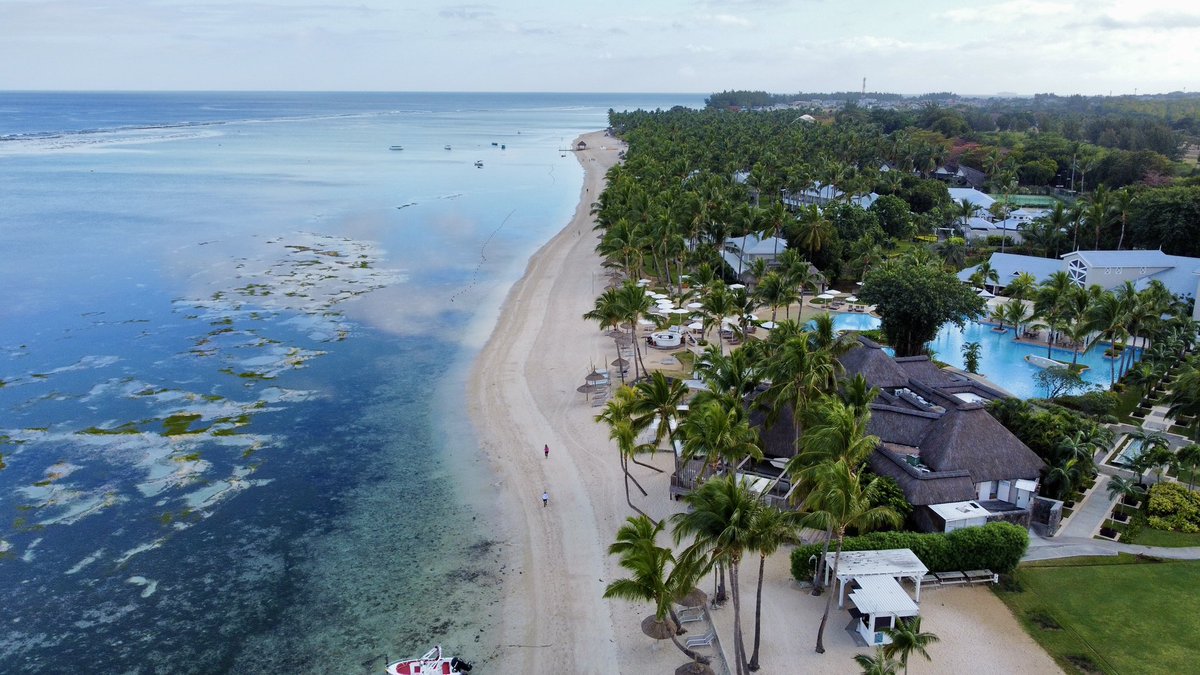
1147,482,1200,533
790,522,1029,581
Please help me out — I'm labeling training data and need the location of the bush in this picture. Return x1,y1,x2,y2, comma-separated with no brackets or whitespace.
985,235,1016,248
1053,391,1120,417
1146,482,1200,532
789,522,1029,581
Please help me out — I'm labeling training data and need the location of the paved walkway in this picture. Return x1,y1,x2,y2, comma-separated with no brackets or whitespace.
1027,534,1200,561
1055,474,1114,539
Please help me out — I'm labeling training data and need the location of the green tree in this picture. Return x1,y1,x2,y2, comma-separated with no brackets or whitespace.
858,256,986,357
604,515,712,665
961,341,982,374
673,476,762,675
745,506,803,671
803,460,902,653
882,616,940,675
854,648,900,675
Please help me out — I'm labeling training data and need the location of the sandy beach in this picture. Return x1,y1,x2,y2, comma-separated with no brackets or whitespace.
468,132,1062,674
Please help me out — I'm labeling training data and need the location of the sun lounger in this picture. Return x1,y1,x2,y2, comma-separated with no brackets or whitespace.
685,630,716,648
935,571,966,585
965,569,997,584
677,606,704,624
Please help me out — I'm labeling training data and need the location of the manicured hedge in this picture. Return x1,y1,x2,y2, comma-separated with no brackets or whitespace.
790,522,1029,581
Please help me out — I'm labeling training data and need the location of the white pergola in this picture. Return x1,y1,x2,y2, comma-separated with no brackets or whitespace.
824,548,928,608
849,575,920,646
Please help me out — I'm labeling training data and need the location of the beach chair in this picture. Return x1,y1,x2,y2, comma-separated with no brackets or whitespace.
685,630,716,648
677,606,704,624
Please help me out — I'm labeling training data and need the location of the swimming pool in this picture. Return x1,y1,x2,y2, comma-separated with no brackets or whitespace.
827,314,1138,399
1113,437,1148,467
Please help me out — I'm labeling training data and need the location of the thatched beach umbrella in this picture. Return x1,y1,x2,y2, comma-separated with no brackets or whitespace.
584,371,608,383
576,384,603,394
676,587,708,607
675,662,715,675
611,358,629,367
640,614,678,640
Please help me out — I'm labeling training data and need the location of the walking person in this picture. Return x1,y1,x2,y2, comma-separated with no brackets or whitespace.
542,491,549,507
544,444,549,459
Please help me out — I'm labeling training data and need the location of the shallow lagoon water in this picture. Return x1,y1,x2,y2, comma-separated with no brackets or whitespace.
0,92,700,672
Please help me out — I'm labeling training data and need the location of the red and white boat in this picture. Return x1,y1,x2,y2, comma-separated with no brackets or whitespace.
385,645,473,674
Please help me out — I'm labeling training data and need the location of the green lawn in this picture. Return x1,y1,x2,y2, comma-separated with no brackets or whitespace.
995,556,1200,674
1124,527,1200,548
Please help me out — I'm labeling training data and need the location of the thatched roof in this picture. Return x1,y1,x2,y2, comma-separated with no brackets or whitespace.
869,446,976,505
839,339,909,389
919,405,1045,482
867,405,940,447
894,357,954,386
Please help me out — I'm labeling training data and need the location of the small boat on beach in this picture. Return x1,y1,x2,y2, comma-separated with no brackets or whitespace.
389,145,404,151
385,645,472,674
1024,354,1069,369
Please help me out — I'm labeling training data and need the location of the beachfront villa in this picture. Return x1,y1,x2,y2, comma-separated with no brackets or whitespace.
960,249,1200,320
722,233,790,282
750,338,1047,532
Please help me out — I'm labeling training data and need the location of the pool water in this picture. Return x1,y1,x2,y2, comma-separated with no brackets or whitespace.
828,314,1137,399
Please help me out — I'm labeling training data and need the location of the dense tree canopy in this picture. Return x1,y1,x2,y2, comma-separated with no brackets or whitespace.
858,256,986,357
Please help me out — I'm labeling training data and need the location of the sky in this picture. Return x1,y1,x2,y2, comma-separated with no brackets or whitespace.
2,0,1198,95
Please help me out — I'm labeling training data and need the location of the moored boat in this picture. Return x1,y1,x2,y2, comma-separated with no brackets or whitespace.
389,145,404,151
474,160,483,168
385,645,472,674
444,144,452,150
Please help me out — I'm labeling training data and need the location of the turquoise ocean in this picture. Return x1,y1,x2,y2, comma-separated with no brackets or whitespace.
0,92,701,673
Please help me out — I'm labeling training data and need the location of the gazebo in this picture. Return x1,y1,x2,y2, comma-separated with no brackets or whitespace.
824,548,928,647
824,548,928,608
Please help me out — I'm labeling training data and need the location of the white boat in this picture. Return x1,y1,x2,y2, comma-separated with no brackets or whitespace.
474,160,483,168
389,145,404,151
444,144,452,150
1024,354,1069,369
385,645,472,674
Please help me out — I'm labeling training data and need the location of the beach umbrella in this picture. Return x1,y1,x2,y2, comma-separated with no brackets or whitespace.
845,295,858,302
825,289,843,296
605,329,625,338
611,358,629,367
640,615,677,640
670,308,690,314
651,292,668,299
584,371,608,383
760,321,777,329
675,662,715,675
728,283,746,289
977,287,995,298
687,321,704,330
686,302,703,309
855,281,864,286
816,293,835,300
676,587,708,607
615,335,633,346
576,384,604,394
638,278,651,284
644,290,656,296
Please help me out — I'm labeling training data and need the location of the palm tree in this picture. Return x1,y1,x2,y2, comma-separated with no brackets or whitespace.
673,476,762,675
802,460,902,653
678,399,762,484
596,388,656,519
1001,299,1033,339
854,648,900,675
1084,186,1113,250
763,333,839,456
631,371,688,460
604,515,713,665
882,616,940,675
1174,444,1200,490
969,261,1000,292
1113,187,1136,250
1087,290,1127,386
936,237,966,269
796,204,833,259
1034,271,1074,359
755,271,798,323
1004,272,1037,301
954,198,981,233
1106,475,1145,504
745,506,803,671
